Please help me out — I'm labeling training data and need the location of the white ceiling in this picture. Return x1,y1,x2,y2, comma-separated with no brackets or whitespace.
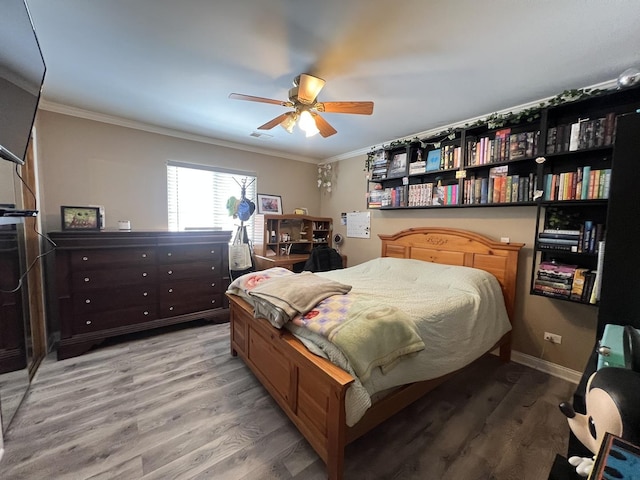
26,0,640,163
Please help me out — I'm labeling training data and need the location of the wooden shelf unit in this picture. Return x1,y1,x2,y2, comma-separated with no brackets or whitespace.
253,214,332,271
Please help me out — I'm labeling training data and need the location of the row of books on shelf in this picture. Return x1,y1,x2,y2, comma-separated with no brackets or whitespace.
463,171,537,205
369,183,460,208
533,252,604,303
546,113,616,154
406,183,458,207
537,222,604,254
466,129,540,166
542,167,610,201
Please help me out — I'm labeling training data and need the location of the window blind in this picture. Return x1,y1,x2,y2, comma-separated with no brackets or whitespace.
167,162,257,236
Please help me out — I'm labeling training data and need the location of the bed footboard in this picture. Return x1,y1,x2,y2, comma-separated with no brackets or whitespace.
229,295,354,480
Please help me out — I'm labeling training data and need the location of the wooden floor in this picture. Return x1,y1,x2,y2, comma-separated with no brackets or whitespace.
0,321,574,480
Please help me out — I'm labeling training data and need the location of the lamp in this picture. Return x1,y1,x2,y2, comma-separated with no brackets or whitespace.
298,110,319,137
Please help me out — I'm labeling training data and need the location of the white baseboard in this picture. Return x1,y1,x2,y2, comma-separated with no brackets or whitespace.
510,350,582,384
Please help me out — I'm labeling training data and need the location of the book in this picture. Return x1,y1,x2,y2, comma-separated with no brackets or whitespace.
539,231,581,240
537,243,576,252
570,268,590,300
425,149,441,172
590,240,606,304
537,237,580,245
542,229,581,235
581,271,597,302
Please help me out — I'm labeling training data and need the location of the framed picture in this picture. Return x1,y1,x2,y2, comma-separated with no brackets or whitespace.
61,206,101,230
387,152,407,177
257,194,283,215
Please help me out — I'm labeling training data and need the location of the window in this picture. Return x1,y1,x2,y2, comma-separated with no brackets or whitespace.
167,161,257,236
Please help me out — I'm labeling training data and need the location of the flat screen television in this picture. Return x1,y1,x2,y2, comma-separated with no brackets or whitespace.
0,0,46,166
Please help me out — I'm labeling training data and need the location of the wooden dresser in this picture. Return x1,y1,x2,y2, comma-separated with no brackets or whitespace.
49,230,231,360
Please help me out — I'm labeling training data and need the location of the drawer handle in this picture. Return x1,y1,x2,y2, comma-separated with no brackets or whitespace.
211,250,215,254
84,277,90,282
85,299,91,304
143,311,149,316
142,253,147,258
143,292,148,297
211,266,215,271
82,256,88,261
169,306,174,311
86,320,92,325
168,288,173,293
167,252,172,257
168,270,173,275
142,272,148,277
211,299,216,304
211,283,215,287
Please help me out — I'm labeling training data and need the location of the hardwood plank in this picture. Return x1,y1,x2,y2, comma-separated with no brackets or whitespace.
0,323,572,480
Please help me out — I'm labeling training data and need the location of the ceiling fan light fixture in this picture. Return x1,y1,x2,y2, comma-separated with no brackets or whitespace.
298,110,319,137
280,113,297,134
297,74,326,105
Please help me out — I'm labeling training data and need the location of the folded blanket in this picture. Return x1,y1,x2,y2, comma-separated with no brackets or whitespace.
248,272,352,325
295,298,425,381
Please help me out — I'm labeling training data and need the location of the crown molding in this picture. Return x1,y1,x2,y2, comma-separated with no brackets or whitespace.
38,100,319,164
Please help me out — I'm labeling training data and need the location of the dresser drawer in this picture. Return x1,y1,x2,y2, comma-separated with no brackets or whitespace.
160,278,224,300
157,244,223,264
158,262,220,281
160,293,224,317
72,265,156,290
72,285,157,314
70,248,155,270
74,305,158,333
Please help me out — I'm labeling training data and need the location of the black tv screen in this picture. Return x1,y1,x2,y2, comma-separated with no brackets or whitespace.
0,0,46,165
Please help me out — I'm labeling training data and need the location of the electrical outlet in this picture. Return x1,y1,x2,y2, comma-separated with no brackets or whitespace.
544,332,562,344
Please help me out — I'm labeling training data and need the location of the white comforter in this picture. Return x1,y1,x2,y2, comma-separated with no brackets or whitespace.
285,257,512,426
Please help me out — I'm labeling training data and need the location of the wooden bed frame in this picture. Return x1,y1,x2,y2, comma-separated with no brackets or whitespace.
227,227,524,480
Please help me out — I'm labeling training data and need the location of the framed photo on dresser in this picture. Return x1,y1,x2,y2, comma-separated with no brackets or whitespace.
60,206,101,231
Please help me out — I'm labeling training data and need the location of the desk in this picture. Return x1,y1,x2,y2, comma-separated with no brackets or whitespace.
254,254,309,271
254,253,348,272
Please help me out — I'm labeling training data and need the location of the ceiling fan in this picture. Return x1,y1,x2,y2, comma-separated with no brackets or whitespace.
229,73,374,138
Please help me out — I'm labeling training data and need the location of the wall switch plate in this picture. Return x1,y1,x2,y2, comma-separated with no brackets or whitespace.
500,237,510,243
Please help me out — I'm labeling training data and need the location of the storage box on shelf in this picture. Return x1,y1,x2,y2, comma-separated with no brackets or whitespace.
253,214,332,271
49,230,231,360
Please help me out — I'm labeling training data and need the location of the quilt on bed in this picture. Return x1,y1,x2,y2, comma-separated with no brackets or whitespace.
227,257,511,426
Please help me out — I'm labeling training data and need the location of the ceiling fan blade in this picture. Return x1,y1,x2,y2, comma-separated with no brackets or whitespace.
257,113,292,130
229,93,293,107
311,113,337,138
317,101,374,115
297,73,326,105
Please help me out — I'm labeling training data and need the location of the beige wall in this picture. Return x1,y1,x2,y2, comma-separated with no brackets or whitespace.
34,109,597,373
320,155,598,372
35,111,321,232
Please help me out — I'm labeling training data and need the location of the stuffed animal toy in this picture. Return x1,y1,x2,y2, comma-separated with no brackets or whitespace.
559,366,640,477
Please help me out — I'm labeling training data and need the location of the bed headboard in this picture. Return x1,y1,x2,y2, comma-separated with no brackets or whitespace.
379,227,524,323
